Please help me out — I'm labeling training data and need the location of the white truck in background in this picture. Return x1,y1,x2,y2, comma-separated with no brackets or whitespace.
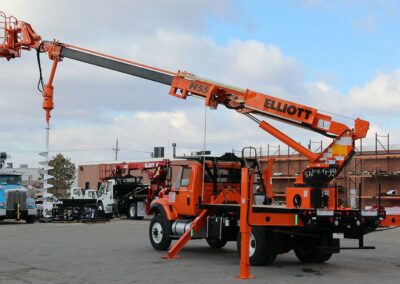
97,177,146,220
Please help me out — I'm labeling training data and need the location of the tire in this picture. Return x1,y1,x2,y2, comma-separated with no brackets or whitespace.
294,238,332,263
237,227,277,266
318,253,333,263
26,215,36,224
206,237,227,249
128,203,144,220
128,203,137,219
97,202,104,212
97,202,112,219
149,214,172,251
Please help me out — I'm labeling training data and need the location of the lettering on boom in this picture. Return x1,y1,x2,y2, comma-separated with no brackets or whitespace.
264,98,313,120
188,82,209,94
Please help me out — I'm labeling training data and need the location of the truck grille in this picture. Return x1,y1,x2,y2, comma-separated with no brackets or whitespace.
6,191,27,209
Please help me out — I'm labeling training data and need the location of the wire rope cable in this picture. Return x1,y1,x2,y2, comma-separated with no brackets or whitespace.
201,105,207,201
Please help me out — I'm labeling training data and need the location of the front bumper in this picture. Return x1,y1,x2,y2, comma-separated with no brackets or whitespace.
3,208,37,219
27,208,37,216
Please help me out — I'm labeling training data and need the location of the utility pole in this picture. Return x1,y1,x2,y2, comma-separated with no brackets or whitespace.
112,139,120,161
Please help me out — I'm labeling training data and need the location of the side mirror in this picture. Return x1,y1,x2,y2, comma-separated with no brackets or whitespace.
167,166,172,182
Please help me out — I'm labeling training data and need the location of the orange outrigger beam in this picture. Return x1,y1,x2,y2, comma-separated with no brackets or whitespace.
163,168,256,279
236,167,255,279
162,192,232,259
162,209,209,260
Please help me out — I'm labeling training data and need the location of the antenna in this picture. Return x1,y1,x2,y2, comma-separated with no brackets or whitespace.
112,139,120,161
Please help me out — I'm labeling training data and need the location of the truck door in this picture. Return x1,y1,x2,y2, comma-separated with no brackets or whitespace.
171,166,194,216
98,181,114,213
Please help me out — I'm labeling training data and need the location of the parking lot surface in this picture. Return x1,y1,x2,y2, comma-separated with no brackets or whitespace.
0,219,399,284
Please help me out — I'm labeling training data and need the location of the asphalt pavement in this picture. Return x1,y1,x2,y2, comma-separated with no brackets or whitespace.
0,219,399,284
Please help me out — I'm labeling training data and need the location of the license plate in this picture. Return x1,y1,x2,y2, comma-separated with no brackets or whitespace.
317,210,334,216
333,233,344,239
361,210,378,217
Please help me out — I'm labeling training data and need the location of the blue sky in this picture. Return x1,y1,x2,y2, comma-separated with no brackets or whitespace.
1,1,400,166
206,0,400,92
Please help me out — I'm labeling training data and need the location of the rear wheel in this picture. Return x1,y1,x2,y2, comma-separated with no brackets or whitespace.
128,202,144,220
237,227,277,266
149,214,171,251
128,203,137,219
206,237,227,249
294,238,332,263
318,253,333,263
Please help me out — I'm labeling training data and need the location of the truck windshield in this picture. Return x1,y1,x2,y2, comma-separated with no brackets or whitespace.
98,183,108,196
0,175,22,185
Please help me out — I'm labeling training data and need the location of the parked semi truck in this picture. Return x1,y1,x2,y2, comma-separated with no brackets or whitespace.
0,152,37,223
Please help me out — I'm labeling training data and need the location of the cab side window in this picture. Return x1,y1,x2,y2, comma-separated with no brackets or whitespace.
175,167,191,190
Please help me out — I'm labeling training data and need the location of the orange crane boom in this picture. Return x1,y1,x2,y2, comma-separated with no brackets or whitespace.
0,11,368,191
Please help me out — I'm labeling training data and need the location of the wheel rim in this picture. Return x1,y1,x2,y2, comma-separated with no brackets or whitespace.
129,205,136,217
152,222,163,244
249,233,256,257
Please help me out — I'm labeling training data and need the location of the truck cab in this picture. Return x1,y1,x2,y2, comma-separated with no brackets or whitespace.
97,176,147,219
0,173,37,223
149,154,243,251
158,159,242,216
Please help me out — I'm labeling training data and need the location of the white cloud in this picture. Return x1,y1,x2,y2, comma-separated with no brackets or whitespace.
347,70,400,116
1,1,399,168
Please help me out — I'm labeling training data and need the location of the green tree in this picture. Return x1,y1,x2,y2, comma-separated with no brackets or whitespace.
48,153,76,198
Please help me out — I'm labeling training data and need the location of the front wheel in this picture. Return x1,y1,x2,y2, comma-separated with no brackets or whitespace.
149,214,171,251
97,202,112,218
97,202,104,212
26,215,36,224
206,237,227,249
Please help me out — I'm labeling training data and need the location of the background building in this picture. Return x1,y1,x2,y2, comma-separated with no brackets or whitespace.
78,141,400,208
